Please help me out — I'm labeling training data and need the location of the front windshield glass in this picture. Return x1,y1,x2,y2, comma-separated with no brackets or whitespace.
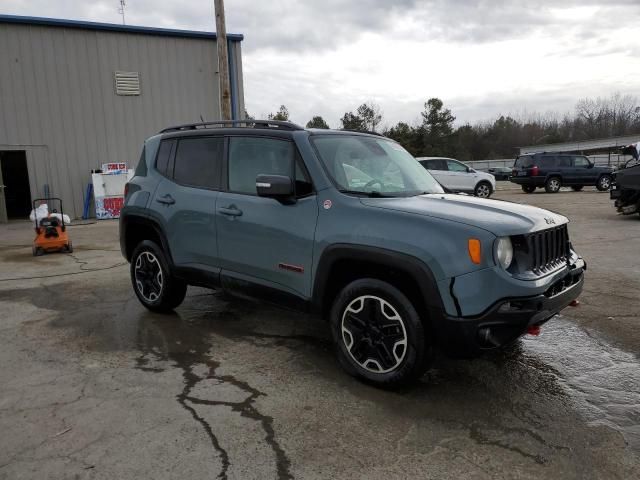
311,135,444,196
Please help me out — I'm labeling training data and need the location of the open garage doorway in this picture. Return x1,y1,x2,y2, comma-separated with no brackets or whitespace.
0,151,32,223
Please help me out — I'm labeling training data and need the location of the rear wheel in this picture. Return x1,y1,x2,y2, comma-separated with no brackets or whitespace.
521,185,536,193
596,175,612,191
474,181,492,198
131,240,186,313
545,177,561,193
571,185,584,191
330,278,431,387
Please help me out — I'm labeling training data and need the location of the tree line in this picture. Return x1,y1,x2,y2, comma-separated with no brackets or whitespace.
252,93,640,160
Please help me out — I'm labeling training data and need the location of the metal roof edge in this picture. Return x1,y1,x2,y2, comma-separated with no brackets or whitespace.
0,14,244,41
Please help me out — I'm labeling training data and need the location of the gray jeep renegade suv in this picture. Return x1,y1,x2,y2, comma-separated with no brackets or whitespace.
120,120,585,387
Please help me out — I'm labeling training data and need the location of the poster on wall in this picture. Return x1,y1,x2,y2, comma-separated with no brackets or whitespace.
92,167,134,219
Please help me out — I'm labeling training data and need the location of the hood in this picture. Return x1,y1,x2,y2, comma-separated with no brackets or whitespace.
361,194,567,236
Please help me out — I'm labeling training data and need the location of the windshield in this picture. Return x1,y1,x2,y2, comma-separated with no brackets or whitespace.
311,135,444,196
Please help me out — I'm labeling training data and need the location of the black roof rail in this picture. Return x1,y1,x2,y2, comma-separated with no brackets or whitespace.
159,119,305,134
338,128,385,137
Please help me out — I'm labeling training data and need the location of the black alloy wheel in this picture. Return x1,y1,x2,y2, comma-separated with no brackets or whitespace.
330,278,431,387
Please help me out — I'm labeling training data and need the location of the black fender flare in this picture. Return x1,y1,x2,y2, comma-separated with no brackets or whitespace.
120,212,173,265
311,243,446,321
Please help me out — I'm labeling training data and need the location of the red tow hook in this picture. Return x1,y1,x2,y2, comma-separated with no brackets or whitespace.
569,299,580,307
527,325,541,336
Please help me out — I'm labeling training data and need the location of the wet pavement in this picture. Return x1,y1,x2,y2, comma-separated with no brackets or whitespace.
1,189,639,479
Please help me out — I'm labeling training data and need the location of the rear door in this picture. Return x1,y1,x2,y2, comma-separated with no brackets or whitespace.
150,136,223,269
216,136,318,298
420,159,448,187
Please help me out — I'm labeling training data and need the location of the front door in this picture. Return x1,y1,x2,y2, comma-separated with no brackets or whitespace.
216,136,318,298
445,159,473,191
570,156,597,184
149,136,223,270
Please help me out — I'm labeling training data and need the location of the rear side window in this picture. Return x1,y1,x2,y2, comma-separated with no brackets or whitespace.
228,137,294,195
423,159,447,170
155,139,175,177
557,156,571,167
174,137,224,189
538,156,555,168
135,147,147,177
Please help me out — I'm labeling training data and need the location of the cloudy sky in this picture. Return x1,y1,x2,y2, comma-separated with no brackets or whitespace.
3,1,640,128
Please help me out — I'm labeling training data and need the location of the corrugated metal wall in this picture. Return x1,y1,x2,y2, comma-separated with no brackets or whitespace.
0,22,244,219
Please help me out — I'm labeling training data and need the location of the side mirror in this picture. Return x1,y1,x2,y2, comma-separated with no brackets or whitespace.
467,167,475,173
256,174,295,202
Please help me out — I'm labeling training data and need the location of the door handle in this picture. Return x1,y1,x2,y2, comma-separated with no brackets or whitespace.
156,194,175,205
218,205,243,217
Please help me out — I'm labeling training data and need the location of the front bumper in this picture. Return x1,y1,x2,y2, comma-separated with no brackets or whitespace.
439,258,585,356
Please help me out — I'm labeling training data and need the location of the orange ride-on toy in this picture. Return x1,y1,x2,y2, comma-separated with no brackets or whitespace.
32,197,73,256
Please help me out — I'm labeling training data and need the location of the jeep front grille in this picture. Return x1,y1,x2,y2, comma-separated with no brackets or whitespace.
525,225,569,274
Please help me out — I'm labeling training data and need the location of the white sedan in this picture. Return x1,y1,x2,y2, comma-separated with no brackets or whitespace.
417,157,496,198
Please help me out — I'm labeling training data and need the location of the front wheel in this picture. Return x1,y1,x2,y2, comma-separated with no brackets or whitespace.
596,175,612,191
474,181,493,198
330,278,431,387
130,240,187,313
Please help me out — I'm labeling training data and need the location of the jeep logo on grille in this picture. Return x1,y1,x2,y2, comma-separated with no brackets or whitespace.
545,217,556,225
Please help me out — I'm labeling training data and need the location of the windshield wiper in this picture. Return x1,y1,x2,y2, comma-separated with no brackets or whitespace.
338,189,394,198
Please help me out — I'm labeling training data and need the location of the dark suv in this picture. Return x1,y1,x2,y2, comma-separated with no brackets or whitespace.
510,153,614,193
120,120,585,387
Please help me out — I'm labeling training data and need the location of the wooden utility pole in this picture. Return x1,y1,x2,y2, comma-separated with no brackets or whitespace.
214,0,232,120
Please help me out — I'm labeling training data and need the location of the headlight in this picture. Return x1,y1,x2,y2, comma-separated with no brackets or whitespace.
495,237,513,269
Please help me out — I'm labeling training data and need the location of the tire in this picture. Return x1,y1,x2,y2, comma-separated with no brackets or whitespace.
596,175,612,192
571,185,584,192
474,181,492,198
330,278,431,387
521,185,536,194
130,240,187,313
545,177,561,193
65,241,73,253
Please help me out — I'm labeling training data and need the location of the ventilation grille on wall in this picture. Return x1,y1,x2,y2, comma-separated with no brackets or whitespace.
114,71,141,96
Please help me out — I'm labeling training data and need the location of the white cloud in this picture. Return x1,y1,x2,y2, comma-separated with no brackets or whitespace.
1,0,639,126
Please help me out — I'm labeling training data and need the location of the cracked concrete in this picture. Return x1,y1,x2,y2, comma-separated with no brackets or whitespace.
0,189,639,479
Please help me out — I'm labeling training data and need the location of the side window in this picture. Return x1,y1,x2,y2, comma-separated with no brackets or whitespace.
573,156,589,168
447,160,467,172
155,139,175,177
173,137,223,189
228,137,294,195
556,156,571,167
135,146,147,177
539,156,555,168
435,159,448,170
424,159,447,170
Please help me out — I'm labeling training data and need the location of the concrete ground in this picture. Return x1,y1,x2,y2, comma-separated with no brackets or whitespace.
1,186,638,479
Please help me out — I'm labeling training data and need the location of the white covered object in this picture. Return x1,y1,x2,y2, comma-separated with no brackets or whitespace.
29,203,71,224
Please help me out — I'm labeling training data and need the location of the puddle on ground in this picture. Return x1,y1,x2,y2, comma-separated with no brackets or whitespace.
520,316,640,449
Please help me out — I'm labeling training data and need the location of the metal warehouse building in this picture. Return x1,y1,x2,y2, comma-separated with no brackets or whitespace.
0,14,245,221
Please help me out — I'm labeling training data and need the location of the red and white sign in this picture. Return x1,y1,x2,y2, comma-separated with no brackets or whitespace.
101,162,128,175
